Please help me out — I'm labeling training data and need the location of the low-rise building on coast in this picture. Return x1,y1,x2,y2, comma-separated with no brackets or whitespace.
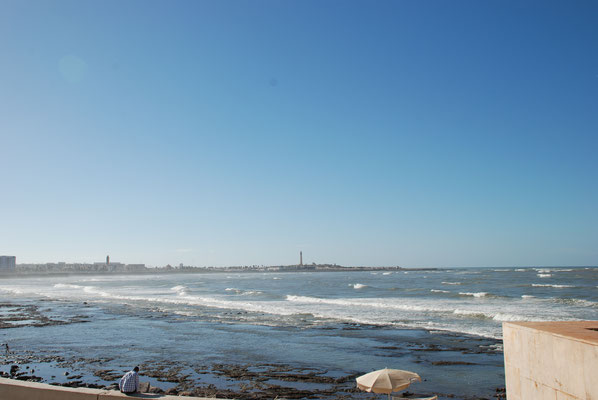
0,256,16,271
6,261,415,275
13,261,147,274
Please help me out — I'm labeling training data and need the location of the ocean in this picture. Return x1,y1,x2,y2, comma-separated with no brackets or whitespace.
0,267,596,399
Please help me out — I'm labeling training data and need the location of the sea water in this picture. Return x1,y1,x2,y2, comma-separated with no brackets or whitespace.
0,267,596,398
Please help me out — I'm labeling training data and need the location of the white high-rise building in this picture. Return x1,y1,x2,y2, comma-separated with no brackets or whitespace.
0,256,16,271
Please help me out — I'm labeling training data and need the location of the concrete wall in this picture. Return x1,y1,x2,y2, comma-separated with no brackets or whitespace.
503,321,598,400
0,377,214,400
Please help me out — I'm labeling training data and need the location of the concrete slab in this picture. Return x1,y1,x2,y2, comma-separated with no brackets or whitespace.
0,377,218,400
503,321,598,400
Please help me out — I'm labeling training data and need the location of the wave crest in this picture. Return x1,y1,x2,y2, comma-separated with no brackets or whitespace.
459,292,489,298
350,283,368,289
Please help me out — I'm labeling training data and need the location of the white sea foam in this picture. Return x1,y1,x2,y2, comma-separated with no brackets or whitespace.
492,313,531,322
53,284,84,289
224,288,262,295
1,268,593,342
554,298,598,308
459,292,489,298
453,309,491,319
172,310,195,317
515,269,526,272
351,284,367,289
537,274,552,278
452,309,532,323
288,295,458,319
382,272,392,275
531,284,574,288
0,287,24,295
171,285,189,295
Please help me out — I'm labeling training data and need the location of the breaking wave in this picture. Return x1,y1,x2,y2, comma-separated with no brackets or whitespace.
553,298,598,308
531,284,574,288
54,284,84,289
459,292,489,298
351,284,368,289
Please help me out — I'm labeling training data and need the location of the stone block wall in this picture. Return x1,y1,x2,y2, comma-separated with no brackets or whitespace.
503,321,598,400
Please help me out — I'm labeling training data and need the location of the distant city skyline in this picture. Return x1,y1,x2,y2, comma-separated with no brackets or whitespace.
1,1,597,267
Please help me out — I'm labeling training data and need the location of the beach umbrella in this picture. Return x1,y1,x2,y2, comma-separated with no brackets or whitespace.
356,368,421,400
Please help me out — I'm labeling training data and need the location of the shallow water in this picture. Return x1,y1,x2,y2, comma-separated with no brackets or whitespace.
0,267,596,399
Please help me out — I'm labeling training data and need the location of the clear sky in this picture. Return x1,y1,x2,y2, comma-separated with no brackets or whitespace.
1,0,597,267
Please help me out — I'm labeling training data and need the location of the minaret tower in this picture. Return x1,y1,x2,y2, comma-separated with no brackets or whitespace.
106,255,110,265
300,251,303,266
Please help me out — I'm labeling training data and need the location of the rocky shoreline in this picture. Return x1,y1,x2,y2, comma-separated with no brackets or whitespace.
0,300,507,399
1,351,506,400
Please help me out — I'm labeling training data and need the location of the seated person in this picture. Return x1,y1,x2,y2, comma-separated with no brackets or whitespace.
119,366,140,394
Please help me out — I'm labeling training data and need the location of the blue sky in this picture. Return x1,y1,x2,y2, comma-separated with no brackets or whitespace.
1,0,597,267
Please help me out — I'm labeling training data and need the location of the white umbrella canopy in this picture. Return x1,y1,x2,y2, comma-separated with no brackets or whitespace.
356,368,421,397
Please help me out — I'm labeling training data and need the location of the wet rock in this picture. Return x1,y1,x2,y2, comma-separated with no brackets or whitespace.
0,303,81,329
93,369,121,381
431,361,478,366
494,387,506,399
148,386,164,394
60,380,83,387
15,375,43,382
0,351,502,400
85,383,105,389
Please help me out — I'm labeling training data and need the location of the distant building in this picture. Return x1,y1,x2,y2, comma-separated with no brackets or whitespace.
125,264,146,272
106,255,110,265
300,251,303,266
0,256,16,271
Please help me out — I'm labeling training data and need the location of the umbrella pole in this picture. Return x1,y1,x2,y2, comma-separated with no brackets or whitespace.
388,394,390,400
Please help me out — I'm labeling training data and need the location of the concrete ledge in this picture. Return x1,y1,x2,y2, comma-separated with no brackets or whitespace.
0,378,216,400
503,321,598,400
